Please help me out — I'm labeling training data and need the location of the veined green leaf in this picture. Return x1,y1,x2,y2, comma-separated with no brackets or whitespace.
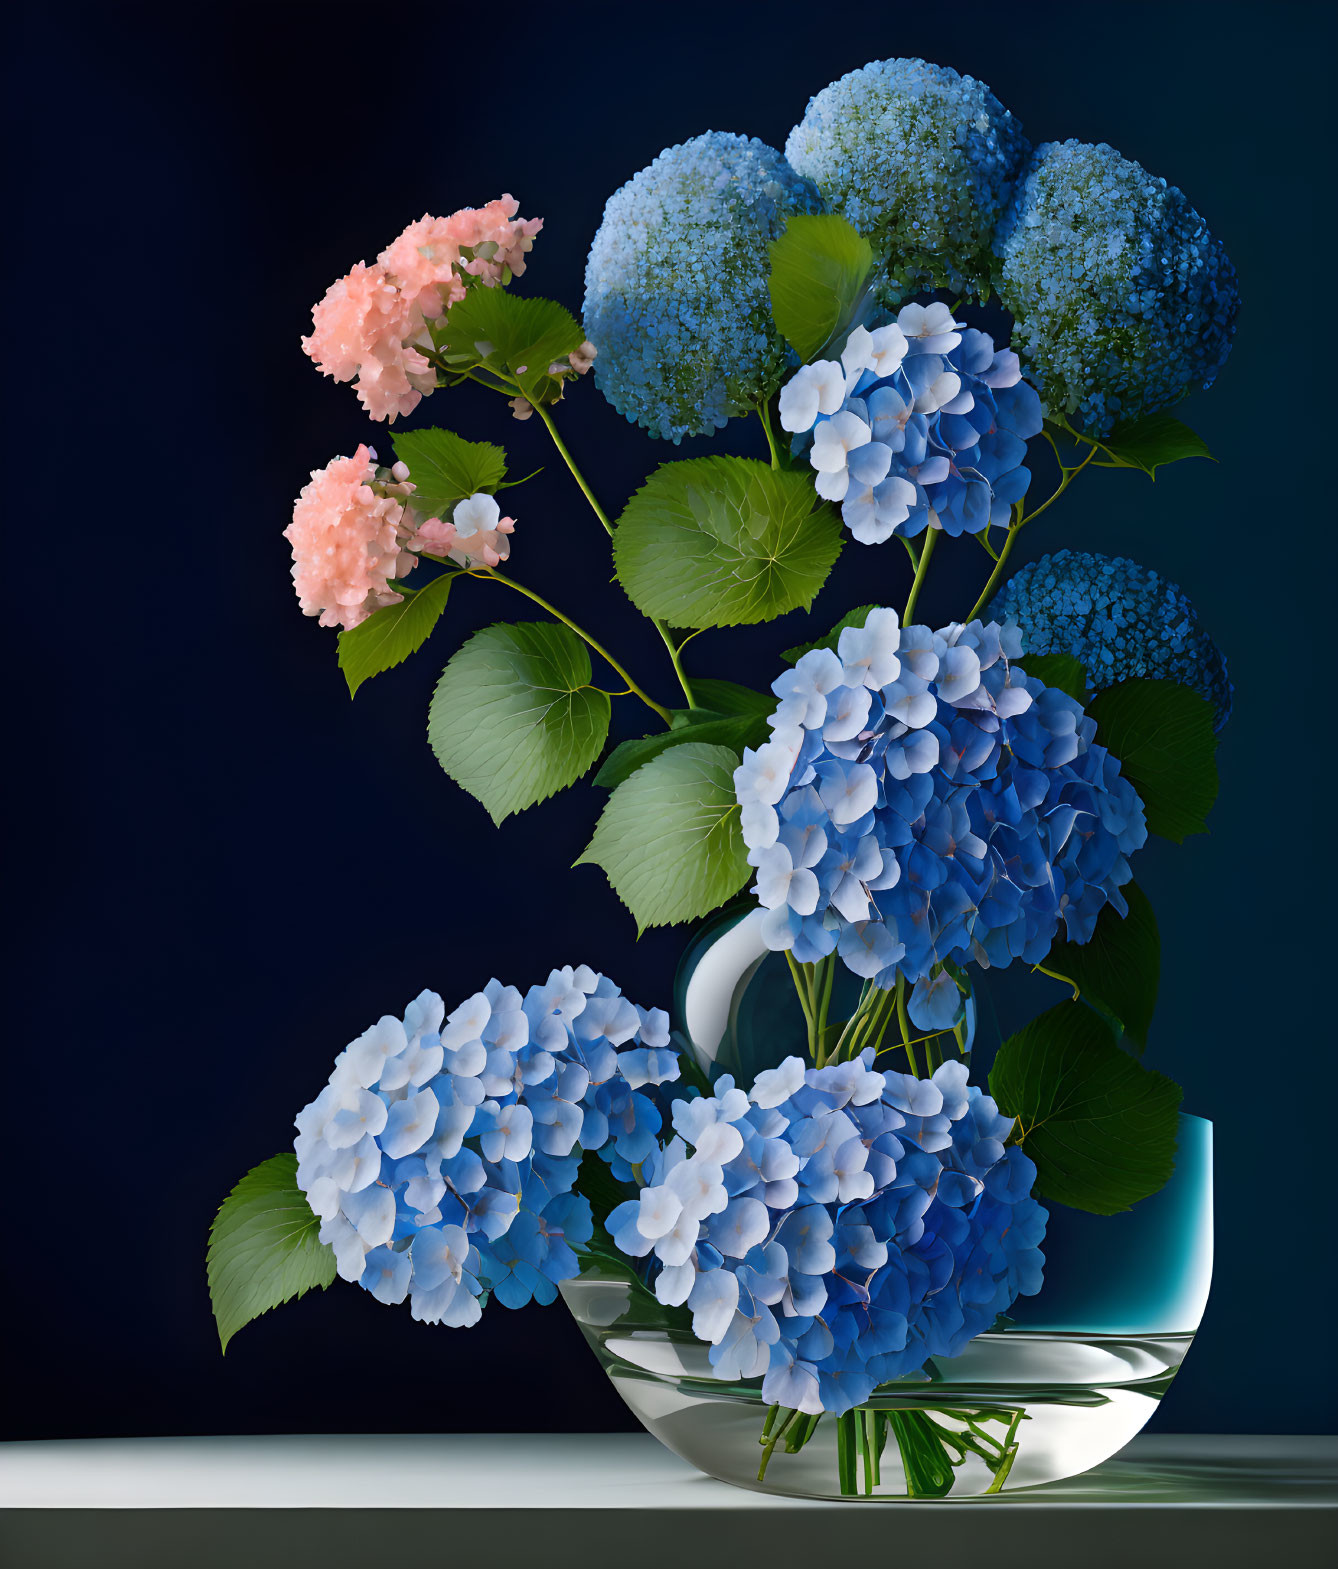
207,1154,335,1353
337,573,454,697
614,457,842,630
428,621,610,824
577,742,751,930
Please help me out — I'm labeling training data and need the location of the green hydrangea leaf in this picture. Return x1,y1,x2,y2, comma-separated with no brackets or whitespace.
337,574,455,698
207,1154,335,1354
989,1002,1182,1215
1100,412,1215,479
782,604,881,664
1044,882,1160,1051
686,679,776,721
1089,678,1219,842
614,457,842,629
428,621,610,824
390,428,507,515
435,289,584,402
593,713,767,790
769,214,875,361
576,742,751,930
1019,650,1088,704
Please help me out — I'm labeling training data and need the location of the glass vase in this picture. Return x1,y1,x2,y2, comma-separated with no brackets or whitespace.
563,1111,1211,1499
561,906,1213,1500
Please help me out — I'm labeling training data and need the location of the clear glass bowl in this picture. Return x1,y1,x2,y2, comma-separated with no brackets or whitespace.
563,907,1214,1500
563,1113,1211,1499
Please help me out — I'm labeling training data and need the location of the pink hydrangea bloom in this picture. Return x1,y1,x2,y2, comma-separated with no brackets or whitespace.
285,446,419,629
300,262,434,423
414,493,516,569
301,199,542,421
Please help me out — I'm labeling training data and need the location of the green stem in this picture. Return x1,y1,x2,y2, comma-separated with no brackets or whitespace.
532,402,696,711
836,1411,858,1496
965,443,1100,622
895,976,922,1078
813,955,835,1057
966,509,1021,621
757,1406,803,1483
533,402,614,534
1033,962,1081,1001
473,570,672,724
902,526,938,622
758,401,782,470
785,952,818,1051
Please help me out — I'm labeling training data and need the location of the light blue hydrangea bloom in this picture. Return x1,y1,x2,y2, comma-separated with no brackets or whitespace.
785,58,1030,301
781,303,1042,543
988,549,1232,731
607,1053,1046,1416
734,608,1148,1011
583,132,821,442
293,969,679,1325
995,139,1239,435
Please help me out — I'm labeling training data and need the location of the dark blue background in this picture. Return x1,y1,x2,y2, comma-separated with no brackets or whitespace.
11,1,1334,1440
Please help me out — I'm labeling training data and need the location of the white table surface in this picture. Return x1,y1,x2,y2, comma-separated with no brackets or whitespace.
1,1433,1333,1568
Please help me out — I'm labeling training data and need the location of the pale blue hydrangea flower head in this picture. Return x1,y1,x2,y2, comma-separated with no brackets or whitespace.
734,608,1148,1000
606,1053,1047,1415
995,140,1239,435
583,131,821,442
988,549,1233,731
292,970,679,1325
785,59,1030,301
781,304,1043,544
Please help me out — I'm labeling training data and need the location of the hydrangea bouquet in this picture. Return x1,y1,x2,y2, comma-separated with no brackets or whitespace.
210,58,1236,1500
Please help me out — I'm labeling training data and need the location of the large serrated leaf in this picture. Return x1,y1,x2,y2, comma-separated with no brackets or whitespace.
337,573,455,697
576,742,751,930
1101,412,1215,479
769,214,874,361
1045,882,1159,1051
391,428,507,516
614,457,842,630
207,1154,336,1353
989,1003,1182,1215
1089,678,1219,842
428,621,610,824
436,289,584,401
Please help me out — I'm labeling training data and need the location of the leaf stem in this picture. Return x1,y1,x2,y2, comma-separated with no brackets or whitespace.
531,402,697,711
470,569,672,724
758,401,781,470
1032,962,1081,1001
533,402,615,535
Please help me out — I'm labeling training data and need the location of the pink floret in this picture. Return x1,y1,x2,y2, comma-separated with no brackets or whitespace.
300,261,434,424
381,196,543,312
285,446,419,629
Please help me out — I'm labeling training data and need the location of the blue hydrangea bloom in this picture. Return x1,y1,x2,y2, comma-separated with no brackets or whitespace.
734,608,1148,991
785,59,1030,301
988,549,1232,732
583,132,821,442
781,303,1042,544
606,1053,1046,1415
995,140,1239,435
293,969,679,1325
